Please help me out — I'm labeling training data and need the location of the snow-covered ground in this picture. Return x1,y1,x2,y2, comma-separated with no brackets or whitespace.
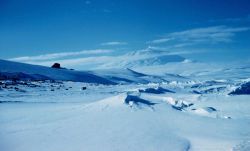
1,59,250,151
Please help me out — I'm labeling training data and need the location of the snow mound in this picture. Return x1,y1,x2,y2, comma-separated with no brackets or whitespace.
86,92,158,111
163,97,193,111
124,94,157,108
172,101,194,111
191,107,218,117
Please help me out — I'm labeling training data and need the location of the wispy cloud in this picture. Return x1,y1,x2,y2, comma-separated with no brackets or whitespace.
149,26,250,45
146,46,205,55
10,49,113,62
149,38,173,44
101,41,127,46
169,26,249,43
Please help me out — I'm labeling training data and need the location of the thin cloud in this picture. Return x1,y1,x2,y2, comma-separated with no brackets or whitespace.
173,43,193,48
149,26,249,45
10,49,113,62
150,38,173,44
146,45,205,55
101,41,127,46
169,26,249,43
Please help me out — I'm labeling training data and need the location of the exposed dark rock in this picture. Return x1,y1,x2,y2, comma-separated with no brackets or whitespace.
172,105,183,111
139,87,175,94
81,87,87,90
205,107,217,112
229,82,250,95
191,107,217,113
125,95,156,106
192,90,202,94
51,63,61,69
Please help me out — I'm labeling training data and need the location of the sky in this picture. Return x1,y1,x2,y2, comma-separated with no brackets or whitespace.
1,0,250,67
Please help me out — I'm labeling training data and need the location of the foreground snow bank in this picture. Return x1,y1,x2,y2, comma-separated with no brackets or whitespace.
1,91,250,151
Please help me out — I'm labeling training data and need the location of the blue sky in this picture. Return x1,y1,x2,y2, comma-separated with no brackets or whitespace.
1,0,250,64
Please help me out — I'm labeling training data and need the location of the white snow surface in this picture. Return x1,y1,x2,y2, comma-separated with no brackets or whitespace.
1,59,250,151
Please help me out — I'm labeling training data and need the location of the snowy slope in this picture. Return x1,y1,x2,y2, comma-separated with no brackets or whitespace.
91,68,173,84
0,59,115,84
0,59,190,84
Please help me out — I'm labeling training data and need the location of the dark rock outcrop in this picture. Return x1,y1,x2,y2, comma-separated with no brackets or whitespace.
139,87,175,94
51,63,61,69
229,82,250,95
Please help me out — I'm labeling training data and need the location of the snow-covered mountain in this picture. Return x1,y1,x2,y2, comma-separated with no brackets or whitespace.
10,47,187,70
96,47,186,69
